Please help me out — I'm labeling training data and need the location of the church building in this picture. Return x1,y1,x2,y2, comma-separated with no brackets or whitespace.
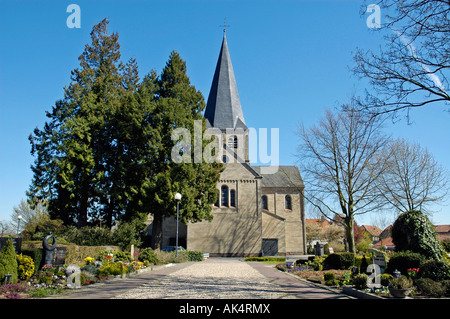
160,32,306,256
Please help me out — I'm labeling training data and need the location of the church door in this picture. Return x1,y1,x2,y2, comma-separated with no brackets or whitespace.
262,238,278,256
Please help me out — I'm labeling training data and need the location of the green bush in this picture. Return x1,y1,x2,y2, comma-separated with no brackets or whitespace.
353,274,368,290
0,239,18,284
139,248,159,265
186,251,204,262
442,240,450,253
97,262,129,277
380,273,393,287
324,272,335,281
385,250,426,275
16,254,34,280
415,278,447,298
96,249,132,263
359,255,369,274
392,210,446,261
324,252,355,270
22,248,43,274
305,256,324,271
420,260,450,281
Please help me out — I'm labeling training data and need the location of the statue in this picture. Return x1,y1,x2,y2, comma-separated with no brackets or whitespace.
43,232,57,266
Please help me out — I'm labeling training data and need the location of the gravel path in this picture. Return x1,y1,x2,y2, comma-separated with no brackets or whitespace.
115,258,294,299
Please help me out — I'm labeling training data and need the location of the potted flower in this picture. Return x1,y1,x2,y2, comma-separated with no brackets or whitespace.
388,276,413,298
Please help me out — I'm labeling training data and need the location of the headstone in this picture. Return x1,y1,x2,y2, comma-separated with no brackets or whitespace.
370,248,386,274
314,241,324,256
0,237,22,254
54,246,67,267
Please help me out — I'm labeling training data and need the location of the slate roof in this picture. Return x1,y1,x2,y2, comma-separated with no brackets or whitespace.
252,165,304,188
204,32,246,131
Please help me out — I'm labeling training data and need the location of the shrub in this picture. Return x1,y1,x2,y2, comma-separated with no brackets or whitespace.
385,251,426,275
139,248,159,265
16,253,35,280
81,264,98,275
392,210,446,261
324,272,335,281
388,276,413,289
324,252,355,270
305,256,324,271
359,255,369,274
96,249,132,263
0,239,18,284
353,274,368,290
415,278,447,298
380,273,393,287
186,251,204,262
420,260,450,281
442,240,450,253
22,248,43,274
97,262,129,277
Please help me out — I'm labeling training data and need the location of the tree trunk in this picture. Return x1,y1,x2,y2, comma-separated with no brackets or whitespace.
344,215,355,253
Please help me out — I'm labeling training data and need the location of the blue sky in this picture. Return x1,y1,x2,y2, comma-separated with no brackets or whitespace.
1,0,449,227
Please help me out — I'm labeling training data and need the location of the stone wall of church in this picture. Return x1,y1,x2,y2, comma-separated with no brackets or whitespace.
186,163,262,256
262,187,305,255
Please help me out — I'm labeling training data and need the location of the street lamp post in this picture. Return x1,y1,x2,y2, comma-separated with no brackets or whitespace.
17,215,22,237
174,193,182,257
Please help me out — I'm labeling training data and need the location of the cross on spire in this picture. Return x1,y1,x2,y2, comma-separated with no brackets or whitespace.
219,18,230,34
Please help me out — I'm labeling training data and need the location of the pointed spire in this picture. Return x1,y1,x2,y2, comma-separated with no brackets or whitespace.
204,32,246,131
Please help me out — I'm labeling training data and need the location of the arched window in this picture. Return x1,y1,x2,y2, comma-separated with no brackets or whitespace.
228,136,238,149
230,189,236,207
221,185,229,207
285,195,292,210
262,195,268,210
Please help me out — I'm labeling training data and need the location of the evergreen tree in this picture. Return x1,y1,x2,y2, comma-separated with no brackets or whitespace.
28,19,142,227
0,239,18,284
29,19,222,237
143,51,223,248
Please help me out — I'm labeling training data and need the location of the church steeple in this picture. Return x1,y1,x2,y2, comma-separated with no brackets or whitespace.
204,32,246,131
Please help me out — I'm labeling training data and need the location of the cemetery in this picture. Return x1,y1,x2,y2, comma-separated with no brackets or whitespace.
0,235,204,299
274,212,450,298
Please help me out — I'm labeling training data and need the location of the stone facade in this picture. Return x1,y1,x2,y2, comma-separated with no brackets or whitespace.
156,32,306,256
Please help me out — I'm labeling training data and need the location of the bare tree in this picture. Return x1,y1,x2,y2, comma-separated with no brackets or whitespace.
375,138,449,214
353,0,449,117
297,103,389,253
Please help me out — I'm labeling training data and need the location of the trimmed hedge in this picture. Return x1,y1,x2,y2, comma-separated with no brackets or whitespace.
420,260,450,281
324,252,355,270
385,250,425,275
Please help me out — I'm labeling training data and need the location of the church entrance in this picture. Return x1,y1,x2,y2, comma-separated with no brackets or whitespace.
262,238,278,256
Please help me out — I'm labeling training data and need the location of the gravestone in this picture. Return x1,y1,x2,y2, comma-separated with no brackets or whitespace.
0,237,22,254
54,246,67,267
314,241,324,256
370,248,386,274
